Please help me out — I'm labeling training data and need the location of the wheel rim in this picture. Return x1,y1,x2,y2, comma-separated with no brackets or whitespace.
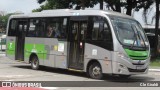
92,66,101,78
32,58,38,68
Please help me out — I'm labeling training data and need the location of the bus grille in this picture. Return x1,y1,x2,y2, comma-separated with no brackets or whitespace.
129,55,147,60
128,68,147,72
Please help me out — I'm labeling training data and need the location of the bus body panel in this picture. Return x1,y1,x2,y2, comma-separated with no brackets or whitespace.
24,37,68,69
112,52,149,75
6,36,16,60
84,43,113,74
24,37,45,65
44,38,67,69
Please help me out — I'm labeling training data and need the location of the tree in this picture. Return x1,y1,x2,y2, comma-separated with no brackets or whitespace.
104,0,154,16
0,14,11,33
34,0,98,12
104,0,122,12
33,0,74,12
35,0,154,16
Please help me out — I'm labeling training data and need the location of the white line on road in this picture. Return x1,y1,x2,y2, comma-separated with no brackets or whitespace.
0,75,32,78
149,69,160,72
40,87,58,90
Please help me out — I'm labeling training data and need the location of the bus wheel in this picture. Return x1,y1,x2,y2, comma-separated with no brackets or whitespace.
31,56,39,70
119,75,131,78
88,62,103,79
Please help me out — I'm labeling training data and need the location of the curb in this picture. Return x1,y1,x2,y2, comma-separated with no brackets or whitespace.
149,69,160,72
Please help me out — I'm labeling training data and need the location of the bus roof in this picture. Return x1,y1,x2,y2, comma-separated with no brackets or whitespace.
9,9,133,19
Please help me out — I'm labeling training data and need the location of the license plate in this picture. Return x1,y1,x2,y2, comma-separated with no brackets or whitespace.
136,65,142,69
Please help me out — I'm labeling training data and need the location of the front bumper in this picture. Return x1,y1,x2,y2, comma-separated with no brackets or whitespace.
111,52,150,75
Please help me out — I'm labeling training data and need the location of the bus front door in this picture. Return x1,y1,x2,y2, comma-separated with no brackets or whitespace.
15,20,27,61
68,18,87,70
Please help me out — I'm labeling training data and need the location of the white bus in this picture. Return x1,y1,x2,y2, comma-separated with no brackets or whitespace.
6,9,150,79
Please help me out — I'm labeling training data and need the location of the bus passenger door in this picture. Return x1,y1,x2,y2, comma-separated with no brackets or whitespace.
15,20,27,61
68,17,88,70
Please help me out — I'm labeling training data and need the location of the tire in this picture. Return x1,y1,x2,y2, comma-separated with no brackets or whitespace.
31,56,39,70
119,75,131,78
88,62,103,79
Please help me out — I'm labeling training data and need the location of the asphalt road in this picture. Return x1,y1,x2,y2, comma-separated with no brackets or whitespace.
0,55,160,90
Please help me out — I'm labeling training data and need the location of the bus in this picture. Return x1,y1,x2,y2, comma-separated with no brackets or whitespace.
6,9,150,79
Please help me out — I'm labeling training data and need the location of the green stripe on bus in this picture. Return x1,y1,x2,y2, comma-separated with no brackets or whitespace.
124,49,148,60
6,42,16,55
24,43,47,59
6,42,47,60
6,50,15,55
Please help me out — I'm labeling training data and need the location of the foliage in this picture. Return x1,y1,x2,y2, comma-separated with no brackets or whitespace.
34,0,154,16
150,58,160,66
33,0,98,12
0,14,13,33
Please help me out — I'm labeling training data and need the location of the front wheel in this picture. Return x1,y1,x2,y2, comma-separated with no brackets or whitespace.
31,56,39,70
88,62,103,79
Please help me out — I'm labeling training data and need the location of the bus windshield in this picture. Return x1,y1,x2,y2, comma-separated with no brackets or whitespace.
110,16,149,48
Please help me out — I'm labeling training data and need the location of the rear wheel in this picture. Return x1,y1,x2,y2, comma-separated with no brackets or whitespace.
31,56,39,70
88,62,103,79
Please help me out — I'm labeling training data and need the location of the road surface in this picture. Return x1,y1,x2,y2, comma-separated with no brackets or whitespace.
0,55,160,90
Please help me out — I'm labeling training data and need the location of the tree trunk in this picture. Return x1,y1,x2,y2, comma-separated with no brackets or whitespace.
80,0,85,10
115,0,121,13
100,0,103,10
154,0,160,58
126,0,132,16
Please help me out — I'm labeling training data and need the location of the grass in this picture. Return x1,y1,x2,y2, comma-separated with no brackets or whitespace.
150,57,160,67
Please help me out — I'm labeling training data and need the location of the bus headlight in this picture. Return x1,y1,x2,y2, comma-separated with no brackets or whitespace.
117,52,125,58
117,52,128,59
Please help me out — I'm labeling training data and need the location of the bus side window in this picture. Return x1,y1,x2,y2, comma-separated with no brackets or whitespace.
27,19,44,37
92,16,103,40
61,18,67,39
27,19,36,37
46,19,59,38
92,22,99,40
46,18,67,39
91,16,112,41
8,20,17,36
103,21,112,41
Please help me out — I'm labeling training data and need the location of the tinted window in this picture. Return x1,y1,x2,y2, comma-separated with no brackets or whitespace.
88,16,112,41
27,19,45,37
8,20,17,36
46,18,67,39
86,16,113,50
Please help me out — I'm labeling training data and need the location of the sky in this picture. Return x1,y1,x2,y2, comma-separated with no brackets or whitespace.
0,0,156,26
0,0,41,14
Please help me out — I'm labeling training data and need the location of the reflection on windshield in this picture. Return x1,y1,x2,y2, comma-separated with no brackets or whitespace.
110,16,149,48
